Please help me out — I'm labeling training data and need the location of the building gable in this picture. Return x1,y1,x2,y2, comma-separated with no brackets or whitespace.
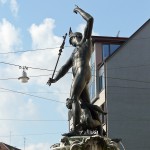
106,19,150,64
0,143,21,150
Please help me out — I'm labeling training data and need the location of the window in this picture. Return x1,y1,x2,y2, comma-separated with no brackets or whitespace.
102,44,109,60
102,44,120,60
110,44,120,54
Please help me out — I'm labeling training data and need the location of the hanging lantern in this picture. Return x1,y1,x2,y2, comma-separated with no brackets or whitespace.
18,66,29,83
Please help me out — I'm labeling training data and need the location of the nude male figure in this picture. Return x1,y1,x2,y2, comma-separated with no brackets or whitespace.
47,6,94,135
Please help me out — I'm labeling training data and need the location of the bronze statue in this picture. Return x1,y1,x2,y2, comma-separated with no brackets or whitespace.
47,6,106,136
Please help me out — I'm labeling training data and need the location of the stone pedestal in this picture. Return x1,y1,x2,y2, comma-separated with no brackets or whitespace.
50,135,120,150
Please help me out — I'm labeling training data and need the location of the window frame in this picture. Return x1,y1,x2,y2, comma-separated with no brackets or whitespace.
102,44,120,61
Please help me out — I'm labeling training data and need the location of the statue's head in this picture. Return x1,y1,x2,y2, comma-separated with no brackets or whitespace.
69,27,82,46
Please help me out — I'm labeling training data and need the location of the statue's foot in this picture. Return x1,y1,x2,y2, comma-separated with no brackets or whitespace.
62,130,80,137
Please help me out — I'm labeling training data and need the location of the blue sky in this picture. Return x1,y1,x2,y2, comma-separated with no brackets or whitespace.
0,0,149,150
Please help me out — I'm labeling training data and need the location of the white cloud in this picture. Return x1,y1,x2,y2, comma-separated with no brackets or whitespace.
26,143,50,150
28,18,62,67
0,0,19,16
18,98,38,118
0,87,38,144
10,0,19,17
0,18,21,52
29,18,61,49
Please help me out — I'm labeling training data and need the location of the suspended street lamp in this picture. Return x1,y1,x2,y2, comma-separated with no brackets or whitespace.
18,66,29,83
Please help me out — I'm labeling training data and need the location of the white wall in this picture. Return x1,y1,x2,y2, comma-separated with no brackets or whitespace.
106,20,150,150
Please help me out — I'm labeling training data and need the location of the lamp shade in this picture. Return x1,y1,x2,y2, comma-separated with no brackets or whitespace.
18,70,29,83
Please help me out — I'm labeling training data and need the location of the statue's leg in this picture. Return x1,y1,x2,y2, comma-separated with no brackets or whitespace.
80,85,91,104
71,99,81,130
70,72,87,131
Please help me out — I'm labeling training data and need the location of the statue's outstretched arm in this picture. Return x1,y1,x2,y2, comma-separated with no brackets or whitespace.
54,55,73,81
47,55,73,85
73,6,93,39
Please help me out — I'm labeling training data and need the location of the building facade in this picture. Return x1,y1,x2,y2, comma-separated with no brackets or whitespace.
94,19,150,150
90,36,128,134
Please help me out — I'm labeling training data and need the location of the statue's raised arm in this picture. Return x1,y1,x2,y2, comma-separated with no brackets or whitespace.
73,5,94,41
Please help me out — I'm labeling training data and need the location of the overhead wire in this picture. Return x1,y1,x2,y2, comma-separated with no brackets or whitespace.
0,61,72,73
0,74,52,80
1,73,150,93
0,77,19,80
0,45,72,54
0,36,149,55
1,73,150,92
1,118,150,122
1,73,150,85
1,60,150,96
0,87,65,103
0,119,67,122
0,89,69,94
0,61,20,67
1,76,150,101
0,72,73,81
0,132,62,138
2,60,150,72
0,37,150,74
0,61,53,72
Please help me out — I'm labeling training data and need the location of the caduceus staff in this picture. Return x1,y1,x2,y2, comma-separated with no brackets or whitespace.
47,33,67,86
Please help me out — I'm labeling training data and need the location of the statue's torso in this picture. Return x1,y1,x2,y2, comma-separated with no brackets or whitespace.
72,39,93,77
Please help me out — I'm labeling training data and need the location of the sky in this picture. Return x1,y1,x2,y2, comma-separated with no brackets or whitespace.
0,0,149,150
